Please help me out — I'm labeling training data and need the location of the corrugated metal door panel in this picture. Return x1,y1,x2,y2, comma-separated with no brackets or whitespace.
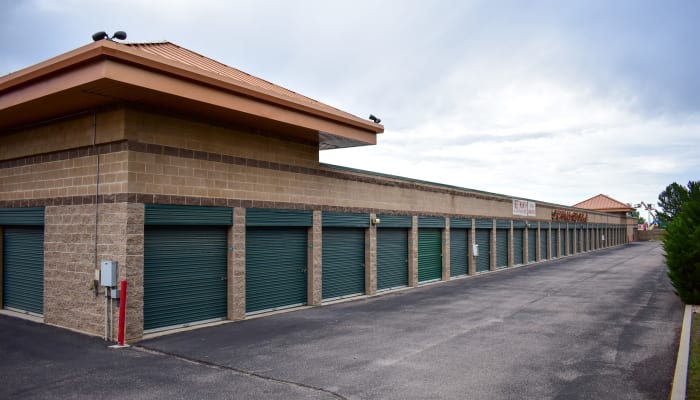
540,230,548,260
246,209,312,227
376,215,412,228
377,228,408,290
475,229,490,273
527,230,537,262
2,226,44,315
551,230,559,258
322,228,365,300
451,218,472,229
0,208,45,225
145,204,232,225
475,219,493,229
322,212,369,227
568,228,574,254
418,228,442,282
246,227,308,313
513,229,524,265
418,216,445,228
496,229,508,268
577,229,583,252
144,226,227,331
450,229,468,277
560,230,566,255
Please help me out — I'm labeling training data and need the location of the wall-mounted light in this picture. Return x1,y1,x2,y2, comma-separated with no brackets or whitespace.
92,30,128,42
371,217,381,225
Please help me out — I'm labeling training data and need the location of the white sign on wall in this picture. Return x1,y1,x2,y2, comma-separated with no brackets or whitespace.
513,199,536,217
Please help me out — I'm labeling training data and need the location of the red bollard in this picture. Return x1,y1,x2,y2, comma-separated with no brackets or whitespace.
118,280,127,346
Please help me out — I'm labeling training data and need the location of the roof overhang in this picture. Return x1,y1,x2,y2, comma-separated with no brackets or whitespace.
0,40,383,149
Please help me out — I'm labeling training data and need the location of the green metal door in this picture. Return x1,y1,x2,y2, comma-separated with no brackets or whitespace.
527,229,536,262
513,229,524,265
322,228,365,300
144,226,227,331
377,228,408,290
418,228,442,283
540,230,548,260
450,229,468,277
551,229,558,258
568,228,574,254
2,226,44,315
496,229,508,269
560,230,565,256
246,227,308,313
475,229,490,273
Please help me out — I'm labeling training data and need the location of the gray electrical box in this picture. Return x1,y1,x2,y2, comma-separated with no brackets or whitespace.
473,244,479,257
100,260,118,287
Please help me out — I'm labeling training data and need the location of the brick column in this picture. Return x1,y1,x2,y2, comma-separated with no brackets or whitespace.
230,207,246,320
308,210,322,306
442,218,450,280
408,216,418,287
468,220,476,275
366,213,377,295
524,225,529,262
535,223,541,261
547,226,552,259
508,221,514,267
490,219,496,271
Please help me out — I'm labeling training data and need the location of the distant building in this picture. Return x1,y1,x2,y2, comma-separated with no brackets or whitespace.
573,194,635,218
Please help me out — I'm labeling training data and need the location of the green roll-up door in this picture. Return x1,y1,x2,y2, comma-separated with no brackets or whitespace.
450,229,468,277
475,229,490,273
527,229,536,262
418,228,442,283
496,229,508,269
513,229,524,265
144,226,227,331
560,230,565,255
322,228,365,300
540,230,548,260
246,227,308,313
2,226,44,315
568,228,574,254
377,228,408,290
551,229,558,258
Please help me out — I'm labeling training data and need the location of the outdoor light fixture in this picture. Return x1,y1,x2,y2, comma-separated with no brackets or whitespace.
92,30,128,42
369,114,381,124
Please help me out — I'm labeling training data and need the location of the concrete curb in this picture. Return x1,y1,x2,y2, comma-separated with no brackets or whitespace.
671,304,693,400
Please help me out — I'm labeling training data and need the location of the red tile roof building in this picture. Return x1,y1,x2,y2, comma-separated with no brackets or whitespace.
574,194,634,217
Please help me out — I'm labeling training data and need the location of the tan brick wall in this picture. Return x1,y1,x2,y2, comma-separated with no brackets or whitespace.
0,151,128,202
0,110,126,161
123,109,319,168
44,203,143,340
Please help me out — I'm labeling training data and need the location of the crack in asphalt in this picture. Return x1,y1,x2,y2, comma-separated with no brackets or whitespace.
134,345,348,400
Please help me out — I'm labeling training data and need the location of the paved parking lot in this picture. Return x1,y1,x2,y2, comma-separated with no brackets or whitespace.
1,241,683,399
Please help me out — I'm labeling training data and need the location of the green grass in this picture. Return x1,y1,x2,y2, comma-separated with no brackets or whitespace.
688,313,700,400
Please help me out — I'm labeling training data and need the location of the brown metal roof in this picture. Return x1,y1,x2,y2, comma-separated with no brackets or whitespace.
574,194,633,212
126,42,345,116
0,40,383,149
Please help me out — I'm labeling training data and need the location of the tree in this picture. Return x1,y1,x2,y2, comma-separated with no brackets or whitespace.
663,195,700,304
629,209,645,225
657,180,700,225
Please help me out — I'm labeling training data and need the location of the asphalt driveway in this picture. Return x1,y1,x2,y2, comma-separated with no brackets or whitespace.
1,241,683,399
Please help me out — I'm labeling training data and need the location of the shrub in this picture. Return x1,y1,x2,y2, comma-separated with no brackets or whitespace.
664,198,700,304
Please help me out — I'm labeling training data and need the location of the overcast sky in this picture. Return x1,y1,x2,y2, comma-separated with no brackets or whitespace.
2,0,698,215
